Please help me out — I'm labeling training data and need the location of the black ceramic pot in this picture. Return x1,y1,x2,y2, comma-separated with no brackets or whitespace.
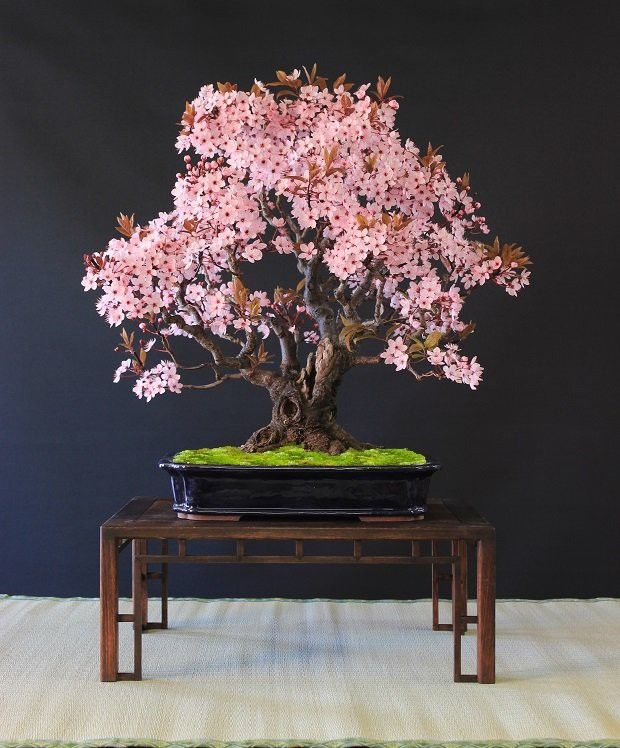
159,455,441,519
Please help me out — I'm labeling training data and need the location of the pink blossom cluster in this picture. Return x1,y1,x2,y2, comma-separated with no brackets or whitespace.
83,68,530,398
427,344,483,389
132,362,182,401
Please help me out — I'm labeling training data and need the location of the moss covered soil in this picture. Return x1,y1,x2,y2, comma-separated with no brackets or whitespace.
172,445,426,467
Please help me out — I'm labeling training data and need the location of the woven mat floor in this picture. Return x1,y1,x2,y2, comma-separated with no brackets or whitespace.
0,597,618,746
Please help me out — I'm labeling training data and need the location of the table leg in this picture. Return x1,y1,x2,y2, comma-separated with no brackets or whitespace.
137,539,169,633
477,536,496,683
161,539,168,629
431,540,453,631
431,540,440,630
452,539,468,634
100,530,118,682
132,540,143,680
134,539,148,630
452,553,462,681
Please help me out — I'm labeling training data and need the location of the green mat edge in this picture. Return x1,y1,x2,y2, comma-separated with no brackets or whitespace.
1,595,618,604
0,739,617,748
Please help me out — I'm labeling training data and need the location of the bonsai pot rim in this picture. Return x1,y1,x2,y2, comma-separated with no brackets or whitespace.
159,454,442,474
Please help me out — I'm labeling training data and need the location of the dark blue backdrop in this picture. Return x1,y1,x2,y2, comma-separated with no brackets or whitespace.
1,0,618,599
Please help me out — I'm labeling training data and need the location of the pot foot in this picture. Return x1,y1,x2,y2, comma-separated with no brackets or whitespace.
176,512,242,521
358,514,424,522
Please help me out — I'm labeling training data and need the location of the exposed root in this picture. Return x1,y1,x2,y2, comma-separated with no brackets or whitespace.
242,421,375,455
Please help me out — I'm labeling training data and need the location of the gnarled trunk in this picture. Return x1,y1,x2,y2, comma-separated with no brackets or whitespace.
242,340,370,454
242,379,365,454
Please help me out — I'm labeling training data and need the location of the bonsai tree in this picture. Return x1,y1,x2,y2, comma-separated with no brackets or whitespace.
83,66,530,454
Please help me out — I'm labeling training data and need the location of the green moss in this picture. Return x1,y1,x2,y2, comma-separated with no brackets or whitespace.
172,445,426,467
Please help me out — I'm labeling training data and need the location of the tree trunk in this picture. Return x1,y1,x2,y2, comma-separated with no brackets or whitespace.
242,380,365,454
242,340,370,454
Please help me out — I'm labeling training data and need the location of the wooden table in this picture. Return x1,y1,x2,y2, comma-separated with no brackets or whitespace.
100,497,495,683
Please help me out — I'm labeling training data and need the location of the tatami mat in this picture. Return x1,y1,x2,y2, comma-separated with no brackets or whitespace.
0,597,617,744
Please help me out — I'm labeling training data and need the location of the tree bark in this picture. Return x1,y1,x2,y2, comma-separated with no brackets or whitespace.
242,339,370,454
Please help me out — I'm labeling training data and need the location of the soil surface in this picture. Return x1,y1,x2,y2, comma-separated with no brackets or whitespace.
172,445,426,467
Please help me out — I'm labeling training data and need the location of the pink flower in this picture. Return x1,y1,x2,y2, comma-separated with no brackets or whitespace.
462,357,483,389
440,348,484,389
380,337,409,371
113,358,133,382
82,271,98,291
243,242,264,262
106,307,124,327
299,242,317,260
272,235,294,254
233,317,251,331
427,347,444,366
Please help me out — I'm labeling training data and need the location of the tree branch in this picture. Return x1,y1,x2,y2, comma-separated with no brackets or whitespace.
346,261,382,318
373,279,385,324
183,373,244,390
240,329,259,358
300,253,337,339
163,302,281,392
240,366,279,389
161,309,246,369
269,317,301,373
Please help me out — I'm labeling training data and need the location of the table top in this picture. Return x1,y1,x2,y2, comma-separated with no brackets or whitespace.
102,497,494,541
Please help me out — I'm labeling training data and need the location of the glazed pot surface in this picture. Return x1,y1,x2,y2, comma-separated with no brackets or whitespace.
159,456,441,518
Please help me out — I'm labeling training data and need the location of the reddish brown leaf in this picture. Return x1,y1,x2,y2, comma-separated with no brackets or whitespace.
115,213,135,238
216,81,237,93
